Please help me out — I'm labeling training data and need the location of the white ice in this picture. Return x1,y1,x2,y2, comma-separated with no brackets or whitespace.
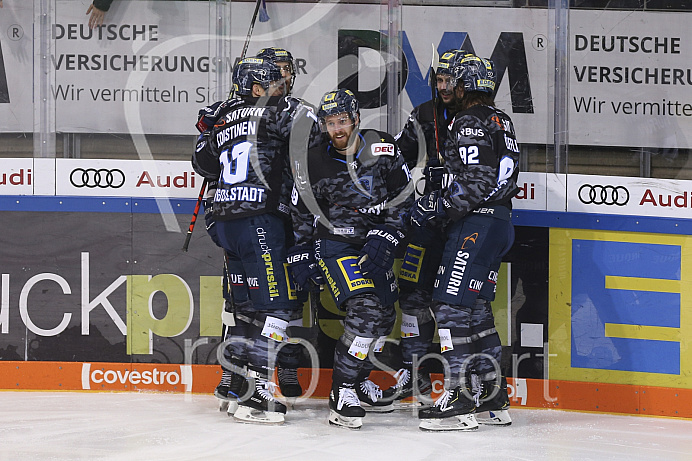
1,391,691,461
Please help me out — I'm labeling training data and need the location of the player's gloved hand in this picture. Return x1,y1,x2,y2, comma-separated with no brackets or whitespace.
358,225,405,278
423,157,445,189
204,181,222,248
195,100,225,133
287,244,324,290
410,190,448,228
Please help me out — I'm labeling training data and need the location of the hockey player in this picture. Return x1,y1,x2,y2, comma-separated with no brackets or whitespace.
254,46,311,399
192,57,321,424
287,89,413,429
411,54,519,431
387,49,471,407
256,47,296,95
200,46,309,409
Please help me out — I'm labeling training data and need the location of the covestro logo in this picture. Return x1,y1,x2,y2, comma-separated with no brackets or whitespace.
81,363,192,391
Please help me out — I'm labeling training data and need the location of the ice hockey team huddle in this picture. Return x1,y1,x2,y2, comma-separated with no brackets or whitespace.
192,45,520,431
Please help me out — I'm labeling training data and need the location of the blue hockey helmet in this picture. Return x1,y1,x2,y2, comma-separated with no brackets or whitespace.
256,47,296,91
232,57,284,96
317,89,359,131
452,54,497,94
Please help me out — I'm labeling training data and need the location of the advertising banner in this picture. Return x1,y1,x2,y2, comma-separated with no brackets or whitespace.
1,2,690,149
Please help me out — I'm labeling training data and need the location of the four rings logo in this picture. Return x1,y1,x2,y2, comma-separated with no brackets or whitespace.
70,168,125,188
578,184,629,206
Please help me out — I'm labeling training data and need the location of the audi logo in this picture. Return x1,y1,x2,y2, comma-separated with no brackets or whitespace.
578,184,629,206
70,168,125,188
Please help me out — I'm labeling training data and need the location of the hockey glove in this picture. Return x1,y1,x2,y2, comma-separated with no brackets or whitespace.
204,181,222,248
195,100,225,133
423,157,445,190
287,244,325,290
358,225,405,278
410,191,448,228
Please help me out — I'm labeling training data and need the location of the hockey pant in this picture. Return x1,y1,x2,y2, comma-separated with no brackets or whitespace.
332,294,396,387
431,299,503,387
397,289,436,366
397,225,442,367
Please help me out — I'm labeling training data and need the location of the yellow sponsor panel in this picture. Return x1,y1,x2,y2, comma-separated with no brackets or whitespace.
549,228,692,389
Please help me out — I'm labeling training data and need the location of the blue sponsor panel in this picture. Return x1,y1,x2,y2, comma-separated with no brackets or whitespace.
571,239,681,374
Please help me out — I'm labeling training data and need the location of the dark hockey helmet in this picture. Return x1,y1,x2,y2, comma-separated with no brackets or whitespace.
436,49,471,76
317,89,359,131
256,47,296,91
452,54,497,94
232,57,284,96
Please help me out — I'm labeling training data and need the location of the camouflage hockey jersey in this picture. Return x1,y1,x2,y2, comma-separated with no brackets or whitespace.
441,104,520,221
192,95,321,220
291,129,414,246
395,99,457,169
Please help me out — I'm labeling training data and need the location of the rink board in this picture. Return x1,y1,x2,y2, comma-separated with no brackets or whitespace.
1,361,691,418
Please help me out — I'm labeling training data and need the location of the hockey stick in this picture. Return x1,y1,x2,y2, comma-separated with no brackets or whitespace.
228,0,266,99
286,284,320,340
184,0,266,251
430,44,443,163
182,179,207,251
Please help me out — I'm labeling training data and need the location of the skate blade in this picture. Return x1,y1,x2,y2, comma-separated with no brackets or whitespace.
214,390,230,400
419,414,479,432
328,410,363,429
362,403,394,413
476,410,512,426
225,401,239,416
233,405,284,425
392,397,433,411
218,399,229,412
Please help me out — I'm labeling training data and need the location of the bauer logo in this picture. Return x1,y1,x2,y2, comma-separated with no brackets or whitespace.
81,363,192,391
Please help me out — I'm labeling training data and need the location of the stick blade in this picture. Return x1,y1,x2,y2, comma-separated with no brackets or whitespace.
430,44,440,73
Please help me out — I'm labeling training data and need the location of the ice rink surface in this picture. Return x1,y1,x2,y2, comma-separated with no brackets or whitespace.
1,391,691,461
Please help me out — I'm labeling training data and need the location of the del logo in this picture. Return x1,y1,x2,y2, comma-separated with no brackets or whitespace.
371,143,394,156
337,256,375,291
81,363,191,391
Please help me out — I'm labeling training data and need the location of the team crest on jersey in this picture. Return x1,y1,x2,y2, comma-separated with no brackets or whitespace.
350,175,373,198
449,181,464,197
371,142,394,156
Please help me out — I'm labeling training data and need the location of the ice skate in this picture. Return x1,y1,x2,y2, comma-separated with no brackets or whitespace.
384,367,433,410
214,370,233,412
224,370,250,416
328,384,366,429
277,366,302,398
475,377,511,426
233,370,286,425
355,379,394,413
418,386,478,432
